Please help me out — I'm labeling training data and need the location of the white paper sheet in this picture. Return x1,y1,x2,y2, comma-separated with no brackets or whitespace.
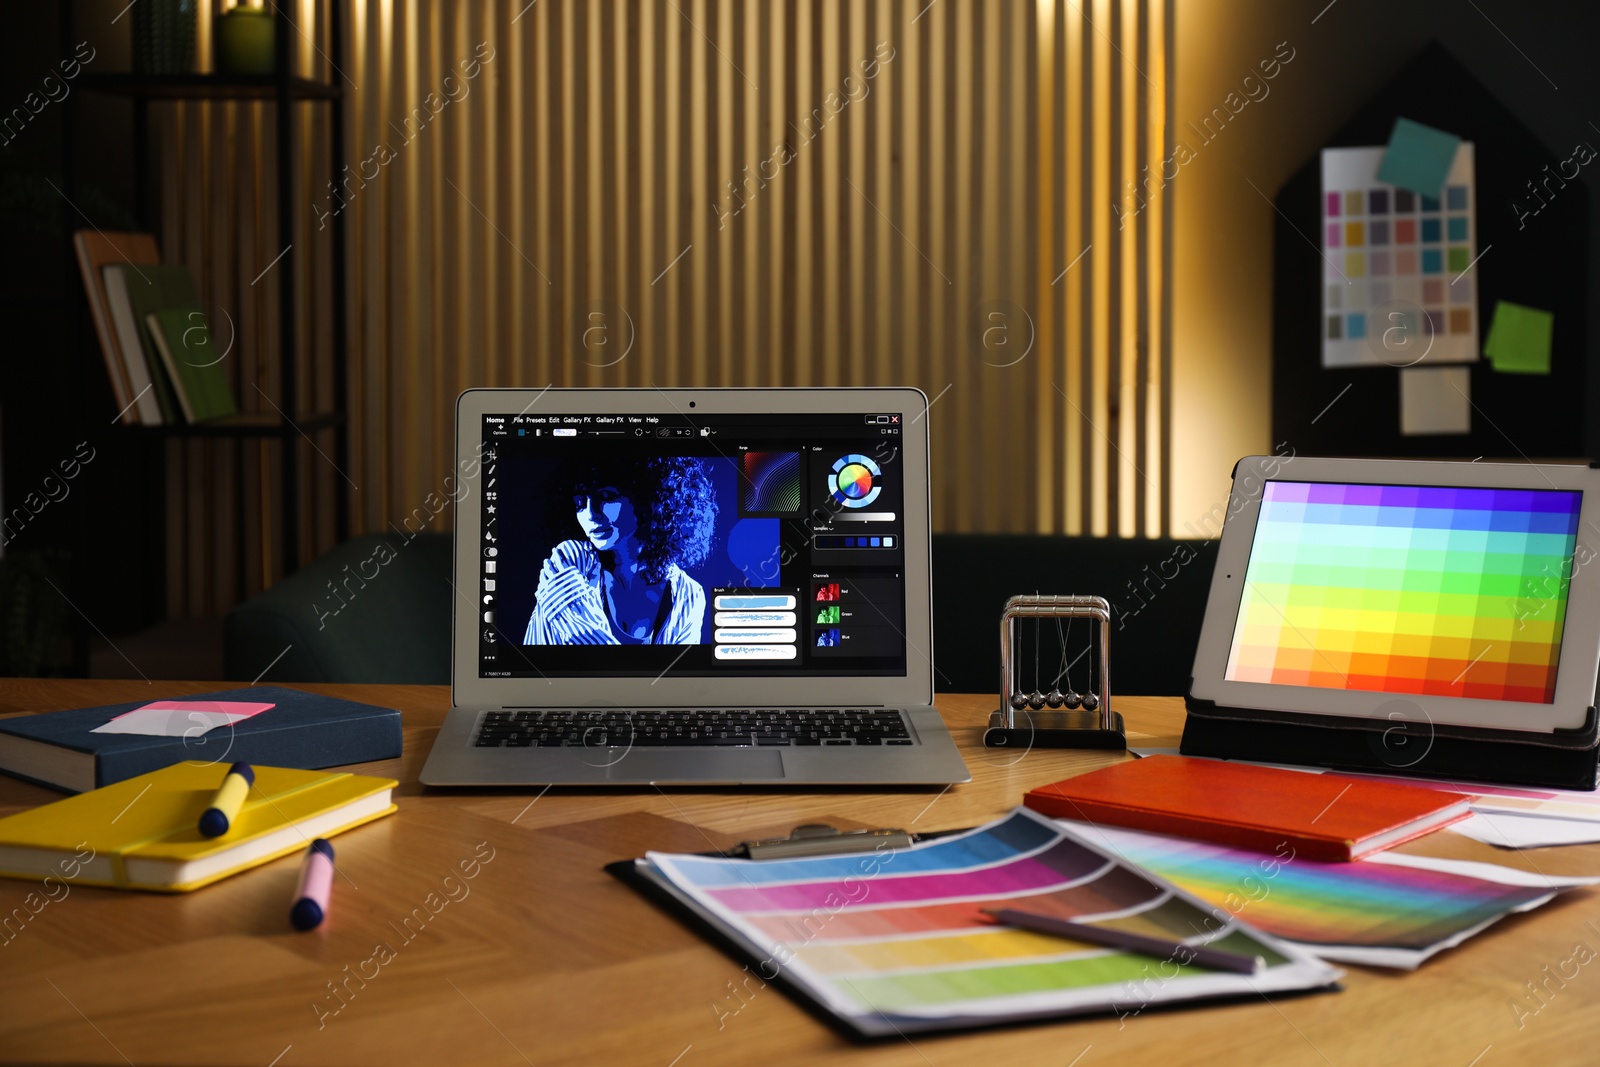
1449,811,1600,849
1399,365,1471,435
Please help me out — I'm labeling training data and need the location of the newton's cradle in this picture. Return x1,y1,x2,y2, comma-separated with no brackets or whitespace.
983,594,1128,749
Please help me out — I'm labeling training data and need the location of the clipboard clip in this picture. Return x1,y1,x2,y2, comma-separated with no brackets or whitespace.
737,823,915,861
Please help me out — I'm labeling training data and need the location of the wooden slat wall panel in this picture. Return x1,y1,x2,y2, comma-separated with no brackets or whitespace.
155,0,1174,618
1037,0,1171,537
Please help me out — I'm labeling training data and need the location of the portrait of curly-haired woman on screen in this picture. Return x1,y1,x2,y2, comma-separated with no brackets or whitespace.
523,457,718,645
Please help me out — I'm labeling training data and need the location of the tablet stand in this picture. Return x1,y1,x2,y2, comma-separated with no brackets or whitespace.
1182,697,1599,791
984,595,1127,749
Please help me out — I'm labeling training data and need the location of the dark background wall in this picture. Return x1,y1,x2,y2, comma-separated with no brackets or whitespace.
1271,44,1590,459
0,2,152,673
1173,0,1600,524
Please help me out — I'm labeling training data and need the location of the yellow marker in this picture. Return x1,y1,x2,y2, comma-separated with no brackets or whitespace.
198,762,254,837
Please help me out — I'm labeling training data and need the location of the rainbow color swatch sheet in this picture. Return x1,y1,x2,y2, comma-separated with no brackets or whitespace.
1061,820,1596,970
1226,481,1582,703
638,808,1339,1036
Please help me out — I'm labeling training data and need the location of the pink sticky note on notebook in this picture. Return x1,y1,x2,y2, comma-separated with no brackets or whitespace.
91,700,276,737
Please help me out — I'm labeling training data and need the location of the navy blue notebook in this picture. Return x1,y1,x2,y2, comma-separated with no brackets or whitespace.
0,687,403,793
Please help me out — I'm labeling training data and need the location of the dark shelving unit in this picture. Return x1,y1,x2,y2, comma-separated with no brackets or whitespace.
60,0,349,651
114,411,348,438
77,72,343,101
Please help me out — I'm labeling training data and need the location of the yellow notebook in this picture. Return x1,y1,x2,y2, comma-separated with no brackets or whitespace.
0,763,397,892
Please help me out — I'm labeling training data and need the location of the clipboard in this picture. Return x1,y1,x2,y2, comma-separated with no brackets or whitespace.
605,823,965,1041
606,854,872,1041
605,811,1344,1040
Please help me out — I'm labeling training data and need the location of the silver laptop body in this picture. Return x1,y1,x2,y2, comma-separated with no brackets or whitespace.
420,386,971,786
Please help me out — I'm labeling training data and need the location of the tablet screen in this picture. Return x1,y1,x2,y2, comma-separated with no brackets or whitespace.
1225,481,1582,704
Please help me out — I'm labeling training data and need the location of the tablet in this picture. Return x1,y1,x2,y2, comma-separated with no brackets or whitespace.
1189,456,1600,735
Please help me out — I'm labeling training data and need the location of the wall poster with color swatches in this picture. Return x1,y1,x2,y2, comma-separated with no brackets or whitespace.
1320,145,1479,368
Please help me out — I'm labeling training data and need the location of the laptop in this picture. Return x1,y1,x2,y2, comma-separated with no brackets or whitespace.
419,386,972,786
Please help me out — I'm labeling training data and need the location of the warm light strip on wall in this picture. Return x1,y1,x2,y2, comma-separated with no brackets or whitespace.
1063,4,1085,535
1148,0,1170,539
1123,0,1142,537
1035,0,1057,532
1088,0,1111,537
1115,0,1134,537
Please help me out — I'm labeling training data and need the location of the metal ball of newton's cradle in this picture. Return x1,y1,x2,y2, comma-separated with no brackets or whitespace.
1045,689,1065,709
1081,691,1100,711
1062,689,1083,710
1010,691,1030,711
1028,690,1047,711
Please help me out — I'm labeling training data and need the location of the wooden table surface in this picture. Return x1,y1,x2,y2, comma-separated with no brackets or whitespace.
1,679,1597,1067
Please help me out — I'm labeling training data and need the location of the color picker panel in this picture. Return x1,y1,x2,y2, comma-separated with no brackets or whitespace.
1225,481,1582,704
1320,145,1479,368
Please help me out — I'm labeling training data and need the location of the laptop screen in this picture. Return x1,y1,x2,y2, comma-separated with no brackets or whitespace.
475,410,910,679
1225,480,1582,704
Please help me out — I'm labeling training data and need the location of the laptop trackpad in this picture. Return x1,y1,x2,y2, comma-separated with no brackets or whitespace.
606,750,784,782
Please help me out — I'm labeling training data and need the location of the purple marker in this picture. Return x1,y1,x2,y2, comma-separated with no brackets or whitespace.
290,839,335,931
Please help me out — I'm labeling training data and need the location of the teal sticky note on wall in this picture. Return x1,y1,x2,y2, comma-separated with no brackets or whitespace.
1377,118,1462,197
1484,301,1554,375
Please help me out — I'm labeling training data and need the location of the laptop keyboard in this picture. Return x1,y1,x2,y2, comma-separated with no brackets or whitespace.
473,709,914,748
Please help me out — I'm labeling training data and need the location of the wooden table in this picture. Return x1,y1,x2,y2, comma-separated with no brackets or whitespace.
1,680,1597,1066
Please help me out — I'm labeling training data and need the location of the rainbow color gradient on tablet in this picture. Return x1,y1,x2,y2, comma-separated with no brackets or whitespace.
1226,481,1582,704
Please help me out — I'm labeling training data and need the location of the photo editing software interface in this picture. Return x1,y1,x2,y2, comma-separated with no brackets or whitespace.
477,411,909,679
1226,480,1582,705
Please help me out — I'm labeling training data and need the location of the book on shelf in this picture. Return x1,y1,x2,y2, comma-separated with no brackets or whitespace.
146,308,238,422
71,230,162,425
103,263,209,424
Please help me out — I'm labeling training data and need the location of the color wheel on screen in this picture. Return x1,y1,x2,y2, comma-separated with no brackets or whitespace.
829,454,882,508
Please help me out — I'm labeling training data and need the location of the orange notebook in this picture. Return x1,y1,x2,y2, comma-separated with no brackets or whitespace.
1024,755,1473,861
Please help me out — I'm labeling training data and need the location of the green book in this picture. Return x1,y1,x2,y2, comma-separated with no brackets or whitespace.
104,264,202,423
146,309,237,422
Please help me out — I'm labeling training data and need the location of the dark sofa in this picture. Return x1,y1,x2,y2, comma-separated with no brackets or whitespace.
227,532,1215,695
224,533,454,685
929,535,1215,697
